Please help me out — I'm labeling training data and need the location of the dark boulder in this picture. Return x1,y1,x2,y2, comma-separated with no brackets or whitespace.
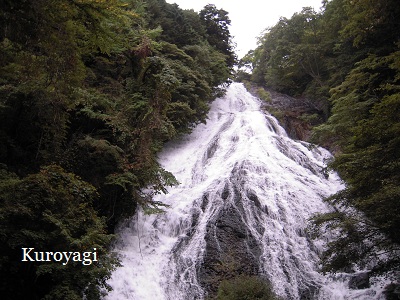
383,283,400,300
348,272,370,289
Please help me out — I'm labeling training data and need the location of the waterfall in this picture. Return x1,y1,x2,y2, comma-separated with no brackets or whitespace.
105,83,387,299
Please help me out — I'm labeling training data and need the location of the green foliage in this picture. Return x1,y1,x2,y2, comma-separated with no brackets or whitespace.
245,8,322,90
307,0,400,277
200,4,237,70
0,0,233,297
315,90,400,274
0,165,116,299
216,275,278,300
243,0,400,278
257,88,272,103
242,0,396,118
299,113,320,124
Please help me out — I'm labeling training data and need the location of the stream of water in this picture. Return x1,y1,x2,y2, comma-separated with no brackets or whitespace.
105,83,387,299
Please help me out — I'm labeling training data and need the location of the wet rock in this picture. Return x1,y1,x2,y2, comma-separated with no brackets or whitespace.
299,284,319,300
383,283,400,300
198,190,262,299
221,183,230,200
245,84,325,142
201,194,209,211
348,272,370,289
247,191,261,209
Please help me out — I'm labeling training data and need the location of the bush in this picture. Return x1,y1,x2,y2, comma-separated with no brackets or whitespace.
257,88,272,103
216,275,278,300
0,165,116,300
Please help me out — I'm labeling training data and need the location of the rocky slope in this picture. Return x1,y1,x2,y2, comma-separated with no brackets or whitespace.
244,83,325,143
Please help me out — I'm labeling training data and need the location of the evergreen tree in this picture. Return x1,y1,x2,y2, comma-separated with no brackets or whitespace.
310,0,400,275
200,4,237,70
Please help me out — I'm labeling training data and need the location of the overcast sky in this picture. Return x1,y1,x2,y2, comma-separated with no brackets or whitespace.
165,0,323,58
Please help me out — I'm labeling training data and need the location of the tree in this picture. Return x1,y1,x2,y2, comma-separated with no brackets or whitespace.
200,4,236,70
311,51,400,274
310,0,400,276
242,0,400,278
0,165,116,299
0,0,130,172
243,7,333,117
0,0,234,297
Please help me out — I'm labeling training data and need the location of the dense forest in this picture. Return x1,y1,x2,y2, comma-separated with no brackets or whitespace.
240,0,400,286
0,0,235,299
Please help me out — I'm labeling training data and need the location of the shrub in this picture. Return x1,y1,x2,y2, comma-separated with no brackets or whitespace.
216,275,278,300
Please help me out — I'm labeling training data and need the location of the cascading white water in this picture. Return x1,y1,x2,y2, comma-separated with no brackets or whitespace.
105,83,387,300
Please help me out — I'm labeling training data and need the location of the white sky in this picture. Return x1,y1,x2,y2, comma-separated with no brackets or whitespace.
165,0,324,58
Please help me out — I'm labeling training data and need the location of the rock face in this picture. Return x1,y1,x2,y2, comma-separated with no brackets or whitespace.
348,272,370,289
197,183,322,300
266,90,316,141
198,186,262,298
383,283,400,300
247,84,325,142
